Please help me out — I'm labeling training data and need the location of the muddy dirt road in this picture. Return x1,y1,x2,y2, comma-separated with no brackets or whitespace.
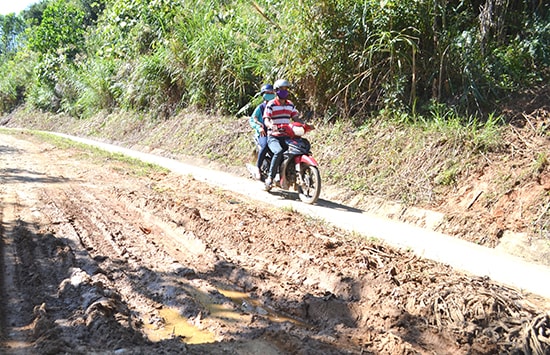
1,131,550,354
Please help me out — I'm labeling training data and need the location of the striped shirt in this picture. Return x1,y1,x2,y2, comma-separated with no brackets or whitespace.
263,98,299,137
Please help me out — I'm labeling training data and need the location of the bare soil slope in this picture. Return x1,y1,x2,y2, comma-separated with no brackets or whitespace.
2,131,550,354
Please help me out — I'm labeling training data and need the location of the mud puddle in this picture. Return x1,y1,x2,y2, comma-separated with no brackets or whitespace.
143,307,216,344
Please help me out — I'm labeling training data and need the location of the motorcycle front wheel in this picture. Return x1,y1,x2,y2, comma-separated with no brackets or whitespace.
298,164,321,204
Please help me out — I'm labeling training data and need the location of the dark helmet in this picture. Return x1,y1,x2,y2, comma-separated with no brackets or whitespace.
260,84,274,94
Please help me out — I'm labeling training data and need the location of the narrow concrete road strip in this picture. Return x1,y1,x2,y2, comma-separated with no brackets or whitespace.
53,133,550,299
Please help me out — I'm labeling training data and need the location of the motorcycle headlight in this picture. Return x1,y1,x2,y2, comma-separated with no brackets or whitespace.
292,126,305,136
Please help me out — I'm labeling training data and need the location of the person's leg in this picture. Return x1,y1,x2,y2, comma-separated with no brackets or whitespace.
277,137,288,181
252,136,268,180
256,136,268,169
266,136,283,184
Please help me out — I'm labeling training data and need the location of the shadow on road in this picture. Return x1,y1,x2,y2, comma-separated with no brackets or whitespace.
0,168,71,184
0,145,22,154
315,198,364,213
267,189,364,213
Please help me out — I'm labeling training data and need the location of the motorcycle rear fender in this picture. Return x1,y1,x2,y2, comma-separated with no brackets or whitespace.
294,154,318,167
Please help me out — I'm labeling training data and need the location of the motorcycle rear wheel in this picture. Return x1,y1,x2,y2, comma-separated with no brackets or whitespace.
298,164,321,204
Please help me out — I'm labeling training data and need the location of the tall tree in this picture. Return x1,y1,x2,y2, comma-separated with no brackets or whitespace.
0,14,26,57
27,0,85,59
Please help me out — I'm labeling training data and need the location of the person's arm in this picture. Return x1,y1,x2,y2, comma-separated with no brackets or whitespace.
263,104,273,129
249,106,263,133
289,102,301,122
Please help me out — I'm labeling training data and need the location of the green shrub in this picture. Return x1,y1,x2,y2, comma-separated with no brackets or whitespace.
0,53,32,112
1,0,549,120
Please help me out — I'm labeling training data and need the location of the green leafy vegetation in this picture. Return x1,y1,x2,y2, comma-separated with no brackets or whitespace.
0,0,547,120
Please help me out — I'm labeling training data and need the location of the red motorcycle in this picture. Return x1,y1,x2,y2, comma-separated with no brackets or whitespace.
249,121,321,204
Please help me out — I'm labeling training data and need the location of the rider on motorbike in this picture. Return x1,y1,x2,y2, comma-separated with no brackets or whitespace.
249,83,275,180
263,79,300,190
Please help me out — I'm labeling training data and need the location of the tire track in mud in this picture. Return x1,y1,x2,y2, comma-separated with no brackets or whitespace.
0,190,36,351
38,185,213,334
35,181,316,353
1,187,154,353
109,178,370,353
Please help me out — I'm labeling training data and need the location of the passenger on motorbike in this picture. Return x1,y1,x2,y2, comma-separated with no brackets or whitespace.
263,79,300,190
249,83,275,180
